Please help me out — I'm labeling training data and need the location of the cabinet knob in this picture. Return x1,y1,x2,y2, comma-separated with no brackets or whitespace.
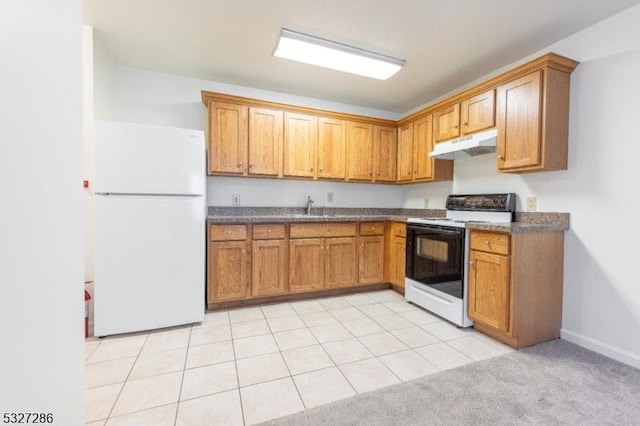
483,240,490,245
453,124,458,129
498,155,504,160
242,249,246,254
463,121,468,126
361,243,364,248
238,161,243,166
310,167,314,172
319,167,323,172
470,260,474,265
227,230,232,235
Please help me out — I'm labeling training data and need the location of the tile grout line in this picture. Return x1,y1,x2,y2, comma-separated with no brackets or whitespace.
230,310,248,426
172,323,196,425
102,332,150,423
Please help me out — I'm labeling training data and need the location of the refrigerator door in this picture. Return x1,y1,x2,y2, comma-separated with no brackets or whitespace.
94,194,205,336
94,120,205,196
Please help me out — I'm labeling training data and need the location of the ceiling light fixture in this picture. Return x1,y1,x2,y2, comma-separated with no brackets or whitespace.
273,28,405,80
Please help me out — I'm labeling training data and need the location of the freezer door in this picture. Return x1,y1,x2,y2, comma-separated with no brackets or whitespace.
94,120,205,195
94,194,205,336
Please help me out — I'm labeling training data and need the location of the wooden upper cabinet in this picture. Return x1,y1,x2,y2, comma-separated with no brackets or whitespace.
396,122,414,182
373,125,397,182
283,112,318,178
461,89,495,135
317,117,347,179
248,107,283,176
208,102,248,175
496,67,571,173
346,121,374,181
433,103,460,142
413,115,434,181
496,71,542,171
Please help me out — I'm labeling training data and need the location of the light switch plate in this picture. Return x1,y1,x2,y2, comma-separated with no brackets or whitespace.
424,198,429,208
232,194,240,205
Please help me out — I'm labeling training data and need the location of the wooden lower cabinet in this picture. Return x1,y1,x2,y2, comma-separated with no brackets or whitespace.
325,237,358,288
251,239,287,297
385,222,406,291
468,250,510,332
358,235,384,285
208,240,249,302
467,230,564,348
208,221,393,307
289,238,325,293
289,236,358,292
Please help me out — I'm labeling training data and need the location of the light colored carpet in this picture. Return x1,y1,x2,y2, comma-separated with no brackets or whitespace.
262,340,640,425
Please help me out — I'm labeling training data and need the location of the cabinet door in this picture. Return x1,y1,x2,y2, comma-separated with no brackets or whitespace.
373,125,397,182
249,107,283,176
393,236,406,288
208,240,248,302
413,115,434,181
289,238,324,292
317,117,347,179
325,237,357,289
358,235,384,285
396,122,414,182
346,121,374,181
209,102,248,175
468,250,510,332
496,70,542,171
461,90,495,135
433,103,460,142
252,239,287,297
283,112,317,178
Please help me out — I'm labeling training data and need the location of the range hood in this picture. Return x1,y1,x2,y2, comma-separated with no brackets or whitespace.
429,128,498,160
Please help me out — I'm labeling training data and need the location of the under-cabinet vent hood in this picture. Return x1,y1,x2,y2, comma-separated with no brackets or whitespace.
429,128,498,159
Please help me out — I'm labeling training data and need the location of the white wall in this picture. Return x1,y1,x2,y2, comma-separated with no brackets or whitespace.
0,0,84,423
105,4,640,367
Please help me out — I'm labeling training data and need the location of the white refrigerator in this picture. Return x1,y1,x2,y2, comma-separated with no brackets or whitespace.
93,120,206,337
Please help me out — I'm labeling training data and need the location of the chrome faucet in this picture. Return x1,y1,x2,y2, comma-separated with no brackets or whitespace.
305,195,314,215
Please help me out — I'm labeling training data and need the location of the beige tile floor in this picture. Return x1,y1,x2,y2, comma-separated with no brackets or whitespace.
85,290,514,425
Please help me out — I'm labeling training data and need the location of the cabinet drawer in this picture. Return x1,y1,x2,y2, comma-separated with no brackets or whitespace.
470,231,510,255
210,224,247,241
290,222,356,238
252,224,285,240
393,223,407,238
359,222,385,236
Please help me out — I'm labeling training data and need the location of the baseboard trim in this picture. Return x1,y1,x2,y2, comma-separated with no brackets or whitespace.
561,328,640,369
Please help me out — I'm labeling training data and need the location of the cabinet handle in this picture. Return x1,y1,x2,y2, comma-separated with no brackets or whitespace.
498,155,504,160
463,121,468,126
483,240,490,245
453,124,458,129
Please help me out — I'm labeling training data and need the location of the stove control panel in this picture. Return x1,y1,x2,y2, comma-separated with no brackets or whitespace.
446,193,516,212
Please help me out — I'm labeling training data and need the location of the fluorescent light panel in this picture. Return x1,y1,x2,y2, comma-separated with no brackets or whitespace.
273,28,405,80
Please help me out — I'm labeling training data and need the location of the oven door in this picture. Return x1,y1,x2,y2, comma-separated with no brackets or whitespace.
406,224,465,299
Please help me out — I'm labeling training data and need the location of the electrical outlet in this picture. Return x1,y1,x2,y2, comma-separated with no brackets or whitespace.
424,198,429,208
327,192,334,203
526,196,537,212
232,193,240,205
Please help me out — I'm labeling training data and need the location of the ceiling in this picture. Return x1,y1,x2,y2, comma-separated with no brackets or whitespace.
83,0,640,114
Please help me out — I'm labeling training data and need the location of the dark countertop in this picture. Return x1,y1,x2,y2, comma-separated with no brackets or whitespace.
206,207,570,232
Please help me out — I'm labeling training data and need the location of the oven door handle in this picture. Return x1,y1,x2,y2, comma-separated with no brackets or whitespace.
409,227,462,236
